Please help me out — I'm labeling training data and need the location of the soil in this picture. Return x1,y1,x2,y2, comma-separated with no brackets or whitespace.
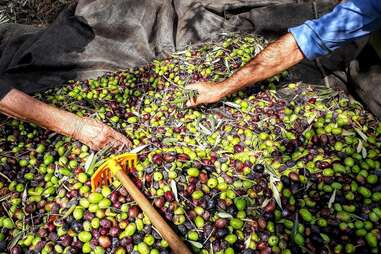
0,0,74,26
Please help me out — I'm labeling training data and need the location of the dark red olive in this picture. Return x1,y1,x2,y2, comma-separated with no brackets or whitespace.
84,211,95,221
152,154,163,165
154,197,165,208
128,206,140,218
38,227,48,238
257,217,267,230
163,153,176,162
198,172,208,184
234,144,244,153
164,191,174,202
60,235,73,247
289,172,300,182
145,174,153,183
100,219,112,229
110,192,119,203
92,229,100,240
264,200,276,213
109,226,120,237
215,218,228,229
177,153,190,161
47,223,55,232
99,227,108,236
319,134,328,145
257,242,267,250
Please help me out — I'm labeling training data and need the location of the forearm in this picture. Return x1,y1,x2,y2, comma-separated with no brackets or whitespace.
220,33,304,95
0,89,81,137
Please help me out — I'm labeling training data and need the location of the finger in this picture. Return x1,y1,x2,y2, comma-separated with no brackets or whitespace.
113,133,132,148
186,96,199,108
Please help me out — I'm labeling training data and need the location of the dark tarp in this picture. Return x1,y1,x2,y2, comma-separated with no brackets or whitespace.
0,0,380,117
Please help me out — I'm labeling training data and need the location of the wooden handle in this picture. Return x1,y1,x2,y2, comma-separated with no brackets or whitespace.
115,170,192,254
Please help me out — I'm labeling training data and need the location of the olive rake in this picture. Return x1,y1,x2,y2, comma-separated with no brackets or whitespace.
90,153,192,254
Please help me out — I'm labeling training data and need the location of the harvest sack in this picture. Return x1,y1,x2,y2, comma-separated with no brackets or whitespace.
0,0,379,117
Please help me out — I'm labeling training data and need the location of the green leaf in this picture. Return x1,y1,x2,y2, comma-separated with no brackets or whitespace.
224,102,241,109
292,214,299,240
320,233,330,243
187,240,203,249
355,128,368,141
171,180,179,202
84,152,96,173
270,175,282,210
261,198,271,208
198,123,212,135
216,212,233,219
328,189,336,209
130,144,149,153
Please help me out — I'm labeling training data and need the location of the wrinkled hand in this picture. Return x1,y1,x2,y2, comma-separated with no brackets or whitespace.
185,82,227,107
71,117,131,151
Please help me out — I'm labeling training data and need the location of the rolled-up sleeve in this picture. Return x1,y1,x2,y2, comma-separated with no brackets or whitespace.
289,0,381,60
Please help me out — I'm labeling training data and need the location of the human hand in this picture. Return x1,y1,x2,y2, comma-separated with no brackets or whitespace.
71,117,132,151
185,82,228,107
0,89,131,151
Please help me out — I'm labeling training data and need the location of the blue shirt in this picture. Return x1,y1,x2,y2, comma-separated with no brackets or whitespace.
289,0,381,60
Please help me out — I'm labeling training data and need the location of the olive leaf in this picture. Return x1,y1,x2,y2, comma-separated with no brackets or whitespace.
22,186,28,205
356,140,363,153
320,233,330,243
198,123,212,135
306,113,317,125
84,152,96,173
130,144,149,153
8,231,23,251
217,212,233,219
261,198,271,208
170,180,179,202
361,147,367,159
341,130,355,136
354,127,368,141
328,189,336,209
162,138,178,146
213,134,221,148
292,213,299,240
0,171,11,182
62,205,76,220
245,235,251,249
270,175,283,210
223,101,241,109
187,240,203,249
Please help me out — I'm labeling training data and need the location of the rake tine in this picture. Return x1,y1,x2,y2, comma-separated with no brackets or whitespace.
128,159,131,169
105,170,110,185
91,153,139,192
132,159,136,168
108,170,112,185
121,159,127,173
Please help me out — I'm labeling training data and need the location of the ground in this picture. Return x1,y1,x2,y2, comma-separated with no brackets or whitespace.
0,0,73,26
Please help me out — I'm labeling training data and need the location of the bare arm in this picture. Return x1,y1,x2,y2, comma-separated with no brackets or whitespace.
186,33,304,106
0,89,131,150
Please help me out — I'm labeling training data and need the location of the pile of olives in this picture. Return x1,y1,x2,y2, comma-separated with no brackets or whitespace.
0,34,380,254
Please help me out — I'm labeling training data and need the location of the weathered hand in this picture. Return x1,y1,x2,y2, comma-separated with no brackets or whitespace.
185,82,227,107
72,117,132,151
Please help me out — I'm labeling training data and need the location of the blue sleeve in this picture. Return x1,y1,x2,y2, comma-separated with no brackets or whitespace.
288,0,381,60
